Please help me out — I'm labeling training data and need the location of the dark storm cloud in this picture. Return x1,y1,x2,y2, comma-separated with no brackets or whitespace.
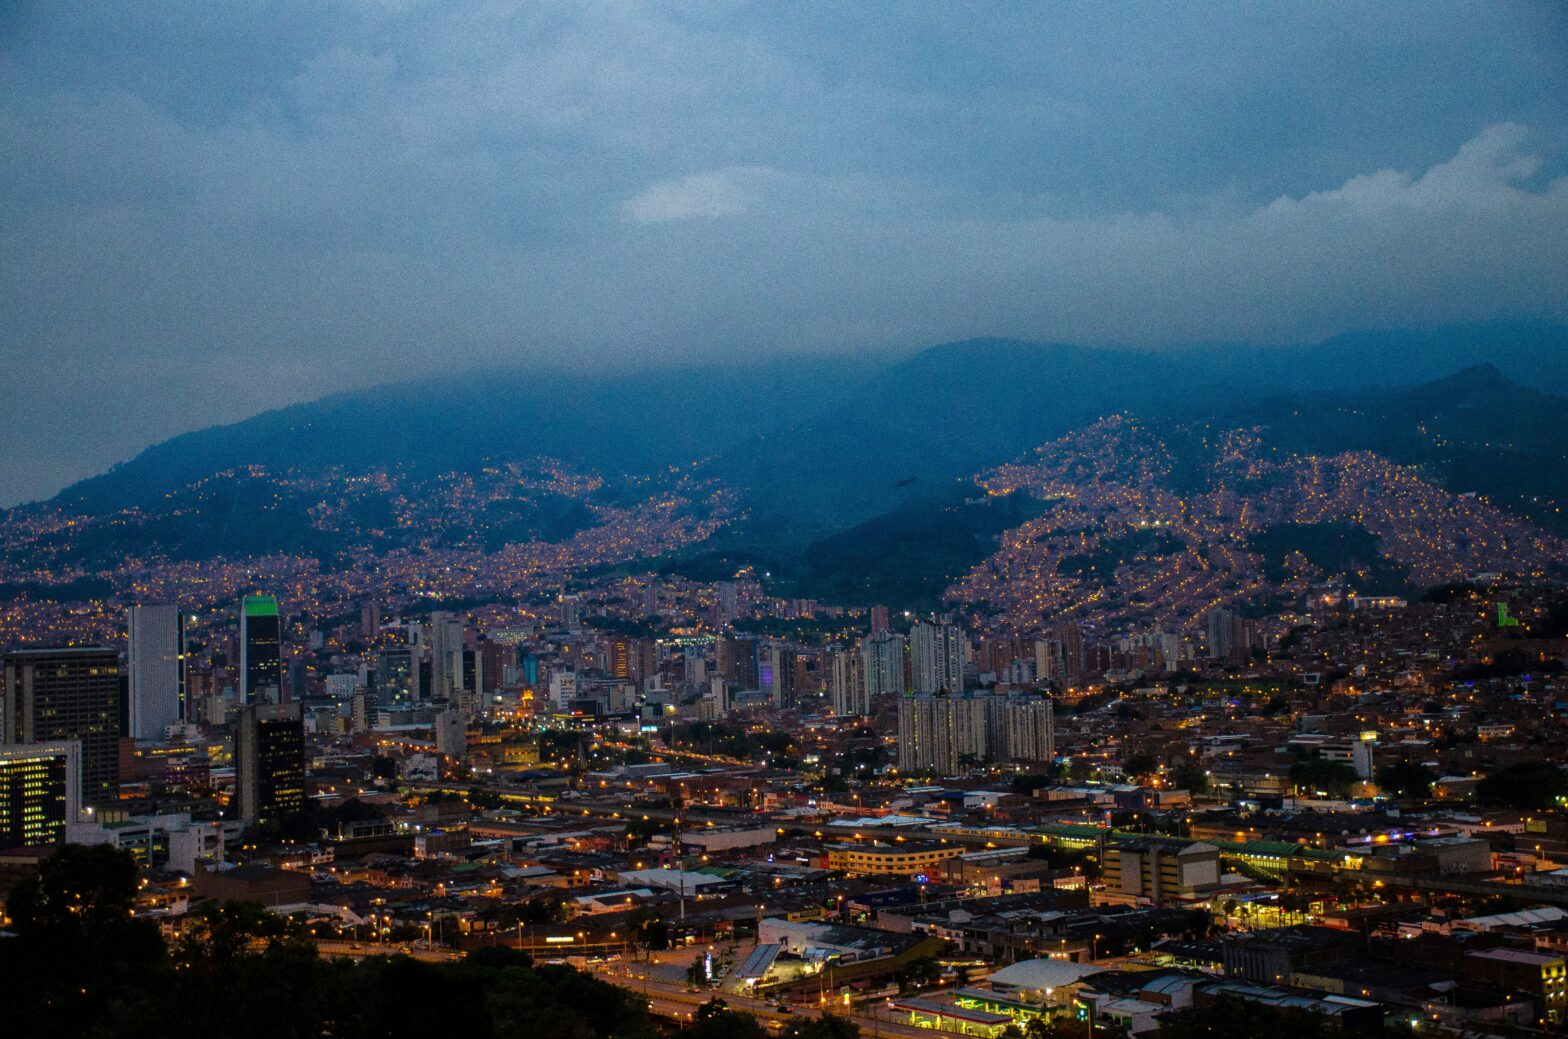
2,1,1566,504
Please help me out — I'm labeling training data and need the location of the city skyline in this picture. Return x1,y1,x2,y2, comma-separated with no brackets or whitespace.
4,7,1568,1039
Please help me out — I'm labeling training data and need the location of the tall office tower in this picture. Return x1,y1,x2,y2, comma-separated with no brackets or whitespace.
910,619,965,693
715,581,739,626
350,689,371,734
287,657,308,702
1034,637,1064,684
479,641,511,697
557,594,583,632
0,741,81,847
608,637,632,680
2,648,121,807
1205,608,1235,659
239,595,283,704
681,645,707,691
829,649,868,717
127,603,186,740
896,693,987,774
359,602,381,642
860,631,907,699
376,647,415,705
869,605,891,635
987,695,1056,765
631,639,658,688
235,702,305,825
427,612,464,703
435,710,467,761
715,636,759,690
459,649,481,715
763,646,798,709
1056,623,1086,683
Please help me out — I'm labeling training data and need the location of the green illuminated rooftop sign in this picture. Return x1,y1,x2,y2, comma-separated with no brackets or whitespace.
1497,602,1519,628
242,595,279,618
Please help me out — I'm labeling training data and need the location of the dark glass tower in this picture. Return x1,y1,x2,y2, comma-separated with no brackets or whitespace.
239,595,283,704
235,702,304,825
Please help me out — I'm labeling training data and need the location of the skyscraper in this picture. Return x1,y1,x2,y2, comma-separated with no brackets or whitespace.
829,649,868,717
359,601,381,642
715,636,759,691
988,696,1056,765
715,581,739,626
896,693,987,774
910,618,965,693
235,702,305,825
860,631,906,699
128,603,186,740
239,595,283,704
763,645,798,709
2,647,121,807
428,611,464,702
435,710,467,761
897,692,1054,774
0,741,81,847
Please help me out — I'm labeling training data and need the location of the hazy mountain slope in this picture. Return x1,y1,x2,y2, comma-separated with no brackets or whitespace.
1173,317,1568,394
49,356,882,514
1237,365,1568,531
714,338,1203,535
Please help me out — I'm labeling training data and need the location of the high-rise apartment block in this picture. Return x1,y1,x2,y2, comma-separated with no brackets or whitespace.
860,631,907,699
897,692,1055,774
910,618,965,693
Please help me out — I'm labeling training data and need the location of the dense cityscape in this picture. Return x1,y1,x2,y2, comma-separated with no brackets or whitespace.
5,477,1568,1038
6,5,1568,1039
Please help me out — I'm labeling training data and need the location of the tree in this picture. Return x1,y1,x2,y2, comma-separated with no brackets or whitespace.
782,1014,860,1039
1,844,165,1038
896,955,943,993
627,905,670,957
1288,756,1359,798
1,847,663,1039
1170,762,1209,795
1478,760,1568,809
685,1004,768,1039
1122,752,1159,781
1375,759,1436,800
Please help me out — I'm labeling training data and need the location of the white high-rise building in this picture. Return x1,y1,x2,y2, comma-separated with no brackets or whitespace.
989,696,1055,764
910,619,965,693
861,631,906,699
897,693,1055,774
548,670,578,710
128,604,185,739
897,694,987,774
